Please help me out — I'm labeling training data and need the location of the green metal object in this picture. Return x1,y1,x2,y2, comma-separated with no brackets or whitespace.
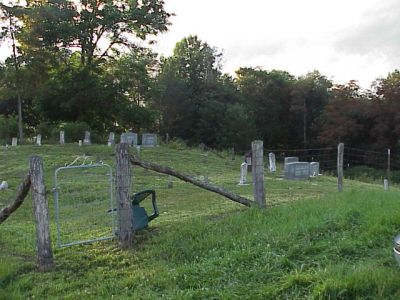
131,189,159,231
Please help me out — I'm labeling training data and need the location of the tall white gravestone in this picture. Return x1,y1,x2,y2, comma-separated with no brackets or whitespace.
36,134,42,146
60,131,65,144
108,132,115,146
11,137,17,146
238,162,249,185
269,152,276,172
83,131,91,145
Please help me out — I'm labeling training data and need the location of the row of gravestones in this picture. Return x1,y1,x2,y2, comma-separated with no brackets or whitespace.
7,131,158,147
239,153,320,184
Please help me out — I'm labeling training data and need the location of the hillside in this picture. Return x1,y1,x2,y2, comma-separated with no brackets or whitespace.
1,144,400,299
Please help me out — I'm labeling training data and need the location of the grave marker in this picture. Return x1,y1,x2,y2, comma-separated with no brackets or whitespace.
11,137,17,146
120,132,137,146
108,132,115,146
310,162,320,176
83,131,91,145
284,157,299,172
59,131,65,144
284,162,310,180
269,152,276,172
238,162,249,185
142,133,157,147
36,134,42,146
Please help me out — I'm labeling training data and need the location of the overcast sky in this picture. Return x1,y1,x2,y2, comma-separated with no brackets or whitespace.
1,0,399,88
153,0,400,88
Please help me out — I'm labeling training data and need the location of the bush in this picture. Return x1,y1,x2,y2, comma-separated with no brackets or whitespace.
61,122,90,143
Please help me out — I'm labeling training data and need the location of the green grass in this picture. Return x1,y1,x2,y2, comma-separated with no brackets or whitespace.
1,144,400,299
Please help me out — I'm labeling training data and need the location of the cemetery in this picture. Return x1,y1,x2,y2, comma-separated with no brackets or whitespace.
1,141,399,299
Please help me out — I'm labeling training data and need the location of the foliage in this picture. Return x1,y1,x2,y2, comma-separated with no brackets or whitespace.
0,114,18,144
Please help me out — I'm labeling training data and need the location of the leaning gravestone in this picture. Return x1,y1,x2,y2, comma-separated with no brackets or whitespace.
11,137,17,147
142,133,157,147
284,157,299,172
36,134,42,146
310,162,320,177
269,152,276,172
120,132,137,146
108,132,115,146
59,131,65,144
284,162,310,180
83,131,91,145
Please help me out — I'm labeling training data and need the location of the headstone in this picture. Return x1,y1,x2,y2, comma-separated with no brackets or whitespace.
36,134,42,146
11,137,17,146
310,162,320,177
83,131,91,145
59,131,65,144
284,162,310,180
78,140,82,146
0,181,8,190
384,179,389,191
284,157,299,172
108,132,115,146
166,133,170,144
142,133,157,147
244,150,252,172
238,162,249,185
120,132,137,146
269,152,276,172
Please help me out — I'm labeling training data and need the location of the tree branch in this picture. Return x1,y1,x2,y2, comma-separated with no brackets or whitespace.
129,154,253,207
0,173,31,225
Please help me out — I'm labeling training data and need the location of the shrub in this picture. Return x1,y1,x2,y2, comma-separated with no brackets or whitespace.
0,115,18,144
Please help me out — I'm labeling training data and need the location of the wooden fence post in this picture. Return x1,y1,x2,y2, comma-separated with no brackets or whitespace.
116,143,134,248
30,156,54,272
337,143,344,192
252,140,266,208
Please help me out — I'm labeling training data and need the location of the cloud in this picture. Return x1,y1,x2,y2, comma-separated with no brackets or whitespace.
334,0,400,60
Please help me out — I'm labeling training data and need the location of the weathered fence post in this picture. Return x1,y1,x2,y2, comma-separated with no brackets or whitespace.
30,156,54,272
116,143,134,248
252,140,266,208
337,143,344,192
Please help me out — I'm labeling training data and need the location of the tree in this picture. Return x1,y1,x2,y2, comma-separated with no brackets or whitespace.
290,71,332,147
6,0,171,67
235,68,294,148
0,2,24,143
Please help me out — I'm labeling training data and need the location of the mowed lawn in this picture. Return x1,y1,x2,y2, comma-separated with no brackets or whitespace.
1,144,400,299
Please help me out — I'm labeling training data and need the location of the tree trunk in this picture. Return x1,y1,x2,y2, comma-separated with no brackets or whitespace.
130,154,253,207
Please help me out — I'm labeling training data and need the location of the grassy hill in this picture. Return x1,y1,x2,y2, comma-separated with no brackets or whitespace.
1,144,400,299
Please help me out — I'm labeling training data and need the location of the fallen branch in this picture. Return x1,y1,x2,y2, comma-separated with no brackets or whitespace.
0,173,31,225
130,154,253,207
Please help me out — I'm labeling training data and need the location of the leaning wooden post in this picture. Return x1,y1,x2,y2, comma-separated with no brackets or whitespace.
337,143,344,192
30,156,54,272
252,140,266,208
116,143,134,248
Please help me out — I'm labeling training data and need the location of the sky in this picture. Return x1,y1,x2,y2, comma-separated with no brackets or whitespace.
152,0,400,88
1,0,399,88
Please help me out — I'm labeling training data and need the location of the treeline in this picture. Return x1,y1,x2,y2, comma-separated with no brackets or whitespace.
1,1,400,151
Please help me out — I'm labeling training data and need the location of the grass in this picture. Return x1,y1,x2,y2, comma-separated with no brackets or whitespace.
1,144,400,299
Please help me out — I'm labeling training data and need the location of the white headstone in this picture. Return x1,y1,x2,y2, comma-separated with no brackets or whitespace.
284,162,310,180
78,140,82,146
142,133,157,147
108,132,115,146
238,162,249,185
36,134,42,146
83,131,91,145
11,137,17,147
384,179,389,191
269,152,276,172
0,181,8,190
60,131,65,144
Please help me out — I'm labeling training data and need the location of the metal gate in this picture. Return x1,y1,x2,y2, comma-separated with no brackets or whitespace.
53,157,115,247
